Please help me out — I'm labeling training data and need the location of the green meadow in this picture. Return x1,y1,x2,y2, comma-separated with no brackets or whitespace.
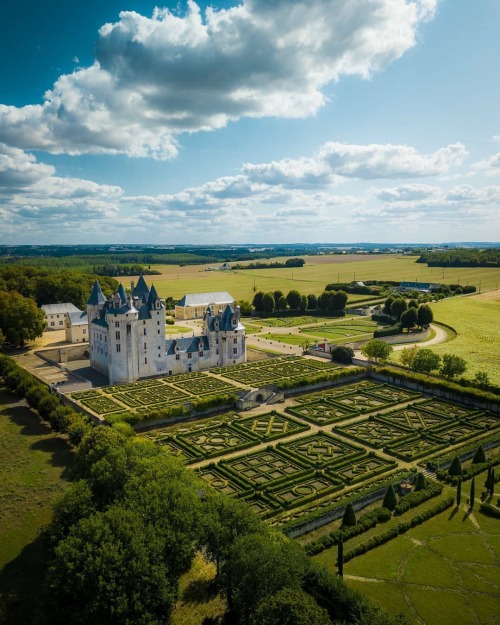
129,254,500,301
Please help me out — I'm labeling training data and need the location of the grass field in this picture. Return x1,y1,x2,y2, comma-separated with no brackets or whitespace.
126,255,500,301
0,388,73,625
339,472,500,625
426,293,500,385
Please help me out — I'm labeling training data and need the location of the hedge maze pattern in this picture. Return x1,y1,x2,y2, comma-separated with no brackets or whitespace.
279,432,365,468
288,399,358,425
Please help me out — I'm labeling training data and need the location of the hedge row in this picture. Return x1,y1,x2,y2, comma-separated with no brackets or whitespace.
373,366,500,403
277,367,365,391
373,324,402,338
305,507,391,556
479,502,500,519
0,354,92,446
394,481,442,514
343,496,455,563
427,434,500,471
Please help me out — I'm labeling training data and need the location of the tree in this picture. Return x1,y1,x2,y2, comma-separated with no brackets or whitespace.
48,506,177,625
411,348,441,374
448,456,463,476
273,291,284,307
382,485,397,511
390,298,408,320
400,307,418,332
469,478,475,509
330,290,348,311
286,290,302,310
383,295,396,315
417,303,433,328
201,493,261,575
0,290,46,347
472,444,486,464
408,299,419,309
222,532,310,624
331,345,354,364
342,502,356,527
400,345,419,369
0,328,4,348
262,292,275,313
50,480,96,543
474,371,490,389
456,478,462,506
251,588,330,625
238,300,252,315
361,339,393,363
317,291,330,311
252,291,264,313
307,294,317,310
337,534,344,577
299,294,308,312
415,472,426,491
440,354,467,379
489,468,495,497
277,295,288,312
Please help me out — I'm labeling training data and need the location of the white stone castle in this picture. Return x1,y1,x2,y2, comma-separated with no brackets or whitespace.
87,276,246,385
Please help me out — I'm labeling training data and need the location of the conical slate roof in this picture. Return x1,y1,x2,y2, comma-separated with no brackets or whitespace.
147,284,160,308
133,274,150,299
87,280,106,306
117,283,127,304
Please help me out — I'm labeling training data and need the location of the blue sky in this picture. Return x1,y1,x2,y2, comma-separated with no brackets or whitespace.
0,0,499,244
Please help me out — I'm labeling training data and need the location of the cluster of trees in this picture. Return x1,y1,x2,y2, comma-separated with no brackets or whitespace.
233,257,305,270
417,248,500,268
0,266,118,308
0,290,47,347
252,288,348,314
91,264,160,277
382,296,434,329
400,346,468,379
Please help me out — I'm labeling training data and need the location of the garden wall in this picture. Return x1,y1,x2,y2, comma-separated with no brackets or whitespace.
36,343,89,364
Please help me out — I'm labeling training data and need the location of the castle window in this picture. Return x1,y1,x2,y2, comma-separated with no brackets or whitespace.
144,343,147,350
116,344,121,353
233,337,237,344
143,320,146,325
175,354,180,361
50,322,54,326
216,349,219,355
216,338,219,345
59,321,64,326
233,348,237,354
115,331,120,340
145,357,147,364
83,328,86,334
144,328,147,335
188,352,192,359
115,322,119,328
199,351,204,357
158,329,160,334
157,321,160,326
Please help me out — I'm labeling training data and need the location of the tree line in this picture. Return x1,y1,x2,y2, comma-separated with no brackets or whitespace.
252,288,349,314
233,257,305,270
417,248,500,267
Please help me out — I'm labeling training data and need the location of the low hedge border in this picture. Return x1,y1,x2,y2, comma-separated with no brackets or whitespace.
436,453,500,484
343,496,455,563
394,481,442,514
479,502,500,519
426,435,500,471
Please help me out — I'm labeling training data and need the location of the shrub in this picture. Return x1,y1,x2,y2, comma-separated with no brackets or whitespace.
415,472,426,491
342,503,356,527
330,346,354,365
479,502,500,519
472,444,486,464
394,482,442,515
448,456,463,476
382,485,397,511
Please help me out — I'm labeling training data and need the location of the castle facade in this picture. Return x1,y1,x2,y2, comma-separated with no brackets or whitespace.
87,276,246,385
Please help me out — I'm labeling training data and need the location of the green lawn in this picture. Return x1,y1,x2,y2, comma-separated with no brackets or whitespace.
165,325,193,334
0,388,73,625
335,474,500,625
428,294,500,385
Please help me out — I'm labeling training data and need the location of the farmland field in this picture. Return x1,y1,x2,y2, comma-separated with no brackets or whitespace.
127,254,500,301
414,292,500,385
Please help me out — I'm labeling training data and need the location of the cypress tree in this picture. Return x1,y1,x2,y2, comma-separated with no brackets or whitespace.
485,466,492,490
472,445,486,464
337,535,344,577
382,485,398,511
490,468,495,497
470,478,476,509
449,456,463,477
415,472,426,491
456,478,462,507
342,502,356,527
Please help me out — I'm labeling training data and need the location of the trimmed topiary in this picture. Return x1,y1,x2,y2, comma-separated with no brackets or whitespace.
448,456,463,476
382,485,398,511
342,502,356,527
472,445,486,464
415,472,426,491
470,478,476,509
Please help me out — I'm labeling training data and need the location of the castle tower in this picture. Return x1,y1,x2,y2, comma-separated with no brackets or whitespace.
87,279,106,323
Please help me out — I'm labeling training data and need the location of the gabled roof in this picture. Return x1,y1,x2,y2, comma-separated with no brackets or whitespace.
67,310,88,326
133,274,150,300
176,291,234,307
87,280,106,306
42,302,81,315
